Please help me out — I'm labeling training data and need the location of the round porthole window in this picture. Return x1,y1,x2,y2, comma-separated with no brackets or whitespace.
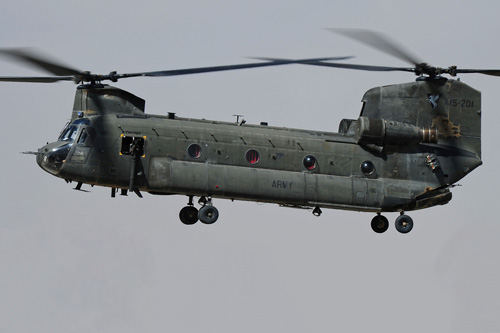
361,160,375,176
187,143,202,159
245,149,260,164
303,155,317,170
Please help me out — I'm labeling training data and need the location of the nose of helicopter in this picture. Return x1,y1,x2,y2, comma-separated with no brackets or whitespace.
36,142,72,176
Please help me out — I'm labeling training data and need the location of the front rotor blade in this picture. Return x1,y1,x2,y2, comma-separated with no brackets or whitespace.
247,56,354,63
0,48,82,76
0,76,76,83
454,68,500,77
328,28,422,66
117,56,354,79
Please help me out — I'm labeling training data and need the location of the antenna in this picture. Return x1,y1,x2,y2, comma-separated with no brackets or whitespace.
233,114,244,123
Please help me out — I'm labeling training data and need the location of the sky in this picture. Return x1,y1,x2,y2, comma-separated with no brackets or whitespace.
1,0,499,332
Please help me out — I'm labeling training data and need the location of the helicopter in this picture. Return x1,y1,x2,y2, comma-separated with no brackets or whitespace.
1,29,495,233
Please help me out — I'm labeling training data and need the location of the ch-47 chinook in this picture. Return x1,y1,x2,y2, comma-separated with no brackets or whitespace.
2,29,496,234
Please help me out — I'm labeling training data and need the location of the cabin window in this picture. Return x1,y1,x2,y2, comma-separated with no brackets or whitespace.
120,135,145,156
245,149,260,164
361,160,375,176
303,155,317,170
187,143,202,159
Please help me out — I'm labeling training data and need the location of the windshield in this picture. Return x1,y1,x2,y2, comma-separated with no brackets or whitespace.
59,125,79,141
58,119,90,142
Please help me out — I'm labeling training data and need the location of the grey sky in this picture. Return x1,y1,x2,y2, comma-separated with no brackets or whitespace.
1,1,499,332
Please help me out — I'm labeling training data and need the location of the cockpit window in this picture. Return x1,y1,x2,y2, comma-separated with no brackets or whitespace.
58,119,91,142
59,125,79,141
77,128,88,144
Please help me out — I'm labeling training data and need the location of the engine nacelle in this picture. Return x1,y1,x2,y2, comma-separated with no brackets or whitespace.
355,117,437,151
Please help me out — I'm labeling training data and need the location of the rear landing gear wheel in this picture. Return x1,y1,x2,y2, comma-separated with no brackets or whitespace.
312,206,322,217
395,214,414,234
371,214,389,233
199,205,219,224
179,206,199,225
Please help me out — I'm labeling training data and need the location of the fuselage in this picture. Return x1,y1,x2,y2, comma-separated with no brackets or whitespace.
36,79,482,214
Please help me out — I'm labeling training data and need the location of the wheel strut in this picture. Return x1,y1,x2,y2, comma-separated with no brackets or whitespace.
180,196,219,225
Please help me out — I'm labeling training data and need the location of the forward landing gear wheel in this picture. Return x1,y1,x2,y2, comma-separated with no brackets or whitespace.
395,214,414,234
199,205,219,224
371,214,389,233
179,206,199,225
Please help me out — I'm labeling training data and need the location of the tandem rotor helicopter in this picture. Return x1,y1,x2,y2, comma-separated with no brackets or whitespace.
2,29,496,233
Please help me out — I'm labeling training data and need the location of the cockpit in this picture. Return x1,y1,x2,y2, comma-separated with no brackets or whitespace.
58,118,91,142
37,118,93,176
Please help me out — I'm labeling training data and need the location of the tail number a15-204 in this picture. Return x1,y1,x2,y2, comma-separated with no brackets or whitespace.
444,98,474,108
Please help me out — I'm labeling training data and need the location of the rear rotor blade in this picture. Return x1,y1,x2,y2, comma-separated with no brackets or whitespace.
327,28,422,66
296,61,415,73
259,57,500,78
251,56,415,73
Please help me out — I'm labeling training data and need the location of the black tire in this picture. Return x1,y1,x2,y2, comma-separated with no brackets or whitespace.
179,206,199,225
198,205,219,224
395,214,414,234
371,215,389,233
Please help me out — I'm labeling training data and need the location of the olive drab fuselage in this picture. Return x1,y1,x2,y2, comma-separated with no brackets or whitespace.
37,77,482,221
